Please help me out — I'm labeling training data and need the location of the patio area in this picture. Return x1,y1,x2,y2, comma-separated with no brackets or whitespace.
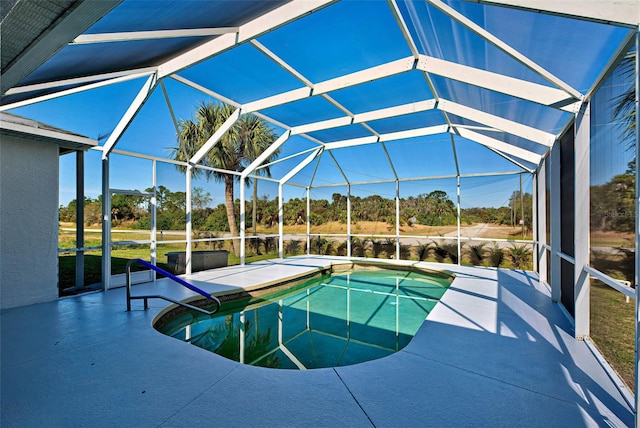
1,257,633,427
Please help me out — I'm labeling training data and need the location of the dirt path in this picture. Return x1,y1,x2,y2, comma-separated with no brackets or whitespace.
442,223,489,238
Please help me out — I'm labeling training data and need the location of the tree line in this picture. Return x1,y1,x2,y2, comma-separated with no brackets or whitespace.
59,187,532,231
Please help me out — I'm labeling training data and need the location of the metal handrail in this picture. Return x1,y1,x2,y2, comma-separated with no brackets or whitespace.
126,258,221,315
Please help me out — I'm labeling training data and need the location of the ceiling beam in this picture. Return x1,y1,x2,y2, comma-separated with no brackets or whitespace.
189,108,241,165
454,127,542,165
242,57,416,113
169,74,240,107
289,99,438,136
0,68,155,112
1,0,123,94
71,28,238,45
417,55,580,112
426,0,583,100
438,99,556,146
281,148,323,185
4,66,157,96
468,1,639,28
102,73,157,157
241,130,291,179
323,124,449,150
158,0,337,79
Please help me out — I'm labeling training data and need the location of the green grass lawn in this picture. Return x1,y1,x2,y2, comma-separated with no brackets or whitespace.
59,241,281,291
590,280,634,391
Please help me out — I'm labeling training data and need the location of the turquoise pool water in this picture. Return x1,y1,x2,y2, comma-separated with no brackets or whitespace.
156,268,452,369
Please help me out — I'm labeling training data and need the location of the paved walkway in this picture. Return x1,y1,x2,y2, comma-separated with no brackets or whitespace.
1,257,633,427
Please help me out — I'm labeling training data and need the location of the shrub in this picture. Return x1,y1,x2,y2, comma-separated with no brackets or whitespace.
417,243,431,261
469,243,487,266
351,237,365,257
509,244,531,269
488,243,504,267
286,239,301,256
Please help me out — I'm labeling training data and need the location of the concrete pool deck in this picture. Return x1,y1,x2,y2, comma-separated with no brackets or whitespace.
1,256,634,427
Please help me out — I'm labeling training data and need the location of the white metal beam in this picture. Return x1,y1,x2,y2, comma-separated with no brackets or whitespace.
281,148,323,185
255,147,319,171
307,170,523,188
0,69,156,112
427,0,583,100
313,57,415,95
291,116,353,135
379,124,449,144
169,74,240,107
250,40,314,87
454,127,542,165
549,140,562,302
471,0,640,28
354,99,437,123
242,57,416,114
417,55,580,112
329,151,350,184
5,66,157,96
387,0,420,58
1,0,123,94
241,130,291,179
484,146,535,173
536,159,548,283
323,136,379,151
574,103,591,340
323,124,448,150
158,0,337,78
71,28,239,44
242,87,312,114
189,108,241,165
439,99,556,146
102,73,157,157
450,124,501,133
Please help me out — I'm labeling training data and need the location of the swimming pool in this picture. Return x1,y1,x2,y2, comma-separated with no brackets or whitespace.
155,264,453,369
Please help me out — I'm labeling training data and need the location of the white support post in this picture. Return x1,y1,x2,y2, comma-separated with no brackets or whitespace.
347,184,352,257
395,180,400,260
185,166,193,275
278,184,284,259
536,161,548,282
574,102,590,339
75,150,84,289
151,160,157,281
101,155,111,291
457,175,461,266
549,141,561,302
532,171,538,272
240,177,246,266
307,188,311,255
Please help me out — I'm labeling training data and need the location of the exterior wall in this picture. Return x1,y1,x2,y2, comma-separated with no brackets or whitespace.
0,136,59,309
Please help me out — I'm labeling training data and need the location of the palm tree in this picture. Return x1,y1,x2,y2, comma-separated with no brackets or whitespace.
171,101,279,256
612,49,636,147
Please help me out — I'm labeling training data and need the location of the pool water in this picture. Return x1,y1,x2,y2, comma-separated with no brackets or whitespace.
156,268,452,369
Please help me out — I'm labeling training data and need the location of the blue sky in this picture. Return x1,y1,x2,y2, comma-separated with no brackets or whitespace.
8,0,632,209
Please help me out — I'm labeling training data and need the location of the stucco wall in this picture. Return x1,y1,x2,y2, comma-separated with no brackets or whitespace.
1,136,59,309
